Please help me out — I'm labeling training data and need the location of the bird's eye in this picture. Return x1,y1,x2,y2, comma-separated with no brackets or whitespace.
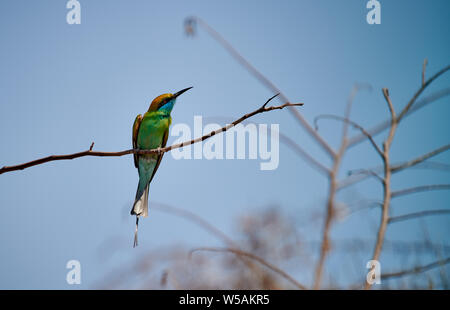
159,98,169,108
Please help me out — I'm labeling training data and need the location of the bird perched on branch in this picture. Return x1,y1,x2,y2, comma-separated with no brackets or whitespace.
131,87,192,247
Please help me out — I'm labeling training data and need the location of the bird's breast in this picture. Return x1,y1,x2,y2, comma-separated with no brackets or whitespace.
137,114,170,150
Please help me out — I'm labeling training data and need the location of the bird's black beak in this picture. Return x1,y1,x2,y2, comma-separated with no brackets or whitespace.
173,87,193,99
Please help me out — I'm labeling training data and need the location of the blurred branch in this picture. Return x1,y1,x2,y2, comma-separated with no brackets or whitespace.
414,161,450,171
420,222,449,289
348,88,450,148
391,184,450,198
338,145,450,190
389,209,450,224
314,114,383,157
365,88,397,290
0,95,302,175
312,141,344,289
312,85,368,289
160,269,181,290
391,144,450,173
347,64,450,148
397,64,450,123
381,257,450,280
349,169,385,184
422,58,428,87
190,247,307,290
152,202,272,282
185,16,336,158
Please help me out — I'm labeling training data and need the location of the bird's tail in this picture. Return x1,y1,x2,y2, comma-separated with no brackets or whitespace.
131,180,150,247
131,181,150,217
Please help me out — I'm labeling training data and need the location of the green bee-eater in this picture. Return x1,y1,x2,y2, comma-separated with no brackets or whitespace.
131,87,192,247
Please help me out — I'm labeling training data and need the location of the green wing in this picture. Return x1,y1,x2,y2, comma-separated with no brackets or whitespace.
132,114,143,168
149,128,169,183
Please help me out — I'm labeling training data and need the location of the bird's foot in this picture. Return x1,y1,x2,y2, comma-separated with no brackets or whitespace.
155,147,164,155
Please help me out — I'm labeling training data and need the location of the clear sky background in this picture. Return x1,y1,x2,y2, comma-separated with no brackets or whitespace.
0,0,449,289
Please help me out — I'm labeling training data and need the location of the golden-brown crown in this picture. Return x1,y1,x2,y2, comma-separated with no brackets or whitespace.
148,93,173,111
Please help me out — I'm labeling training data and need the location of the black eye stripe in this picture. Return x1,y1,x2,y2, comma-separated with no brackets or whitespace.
159,98,170,108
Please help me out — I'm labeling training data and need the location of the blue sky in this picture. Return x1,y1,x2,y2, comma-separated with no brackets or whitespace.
0,0,449,289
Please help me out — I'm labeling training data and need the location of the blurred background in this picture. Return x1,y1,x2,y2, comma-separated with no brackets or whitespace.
0,0,449,289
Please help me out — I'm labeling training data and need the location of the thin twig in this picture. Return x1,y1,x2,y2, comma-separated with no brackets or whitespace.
347,169,385,184
314,114,383,158
381,257,450,279
391,144,450,173
422,58,428,87
190,247,307,290
348,65,450,148
0,95,302,175
397,65,450,123
420,223,449,289
389,209,450,224
338,144,450,190
391,184,450,198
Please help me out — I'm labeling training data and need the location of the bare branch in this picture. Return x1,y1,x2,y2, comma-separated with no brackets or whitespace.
346,169,384,185
348,64,450,149
152,202,266,276
342,83,373,140
409,87,450,115
365,88,397,290
278,132,331,176
391,144,450,173
382,88,396,121
0,96,302,175
389,209,450,224
413,161,450,171
312,119,349,289
339,145,450,190
312,85,371,289
397,64,450,123
422,58,428,86
381,257,450,280
185,16,336,158
190,247,307,290
0,145,136,175
314,114,383,158
391,184,450,198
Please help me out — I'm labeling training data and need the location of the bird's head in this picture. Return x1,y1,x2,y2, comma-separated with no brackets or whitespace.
148,87,193,112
